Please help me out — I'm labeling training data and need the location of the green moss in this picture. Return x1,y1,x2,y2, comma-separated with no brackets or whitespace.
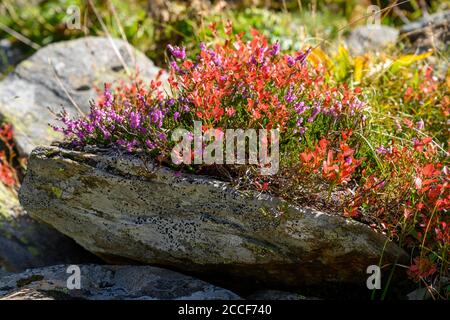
27,246,40,257
51,186,63,199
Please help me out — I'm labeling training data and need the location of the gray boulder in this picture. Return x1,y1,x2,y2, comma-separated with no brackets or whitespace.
0,264,240,300
346,25,399,55
0,36,162,156
0,181,99,272
400,10,449,52
19,146,408,289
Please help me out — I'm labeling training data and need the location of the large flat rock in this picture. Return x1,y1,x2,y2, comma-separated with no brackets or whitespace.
19,146,408,289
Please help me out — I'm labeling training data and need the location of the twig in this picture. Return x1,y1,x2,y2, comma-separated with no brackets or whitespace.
0,21,40,50
48,58,86,117
87,0,130,77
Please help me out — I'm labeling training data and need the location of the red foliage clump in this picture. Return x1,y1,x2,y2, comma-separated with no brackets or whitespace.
0,123,19,187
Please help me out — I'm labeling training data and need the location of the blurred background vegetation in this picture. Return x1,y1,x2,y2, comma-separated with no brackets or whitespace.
0,0,448,69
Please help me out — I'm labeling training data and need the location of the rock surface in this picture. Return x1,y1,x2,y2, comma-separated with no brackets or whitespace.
0,264,240,300
0,36,162,156
0,181,99,272
246,290,315,300
346,25,399,55
19,146,408,289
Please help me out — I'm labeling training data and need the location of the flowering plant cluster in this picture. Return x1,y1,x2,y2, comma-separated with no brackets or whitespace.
54,25,448,297
299,129,362,186
55,27,366,164
345,136,449,295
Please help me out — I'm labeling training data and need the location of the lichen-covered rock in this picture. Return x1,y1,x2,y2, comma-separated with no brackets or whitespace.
0,264,240,300
19,146,408,289
246,290,316,300
0,181,99,272
0,37,162,156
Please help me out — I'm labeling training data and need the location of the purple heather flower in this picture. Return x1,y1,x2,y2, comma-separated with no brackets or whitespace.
307,104,321,123
173,111,180,121
270,42,280,56
170,61,181,73
150,109,164,128
158,132,167,141
416,119,424,130
286,55,295,67
129,111,141,129
294,102,306,114
213,54,222,66
103,87,113,108
284,85,296,103
295,48,311,64
167,44,186,60
173,171,182,178
181,104,190,112
145,139,156,150
166,98,176,106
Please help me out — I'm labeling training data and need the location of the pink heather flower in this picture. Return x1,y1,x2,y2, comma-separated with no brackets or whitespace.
186,132,194,141
376,145,388,155
226,107,235,117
